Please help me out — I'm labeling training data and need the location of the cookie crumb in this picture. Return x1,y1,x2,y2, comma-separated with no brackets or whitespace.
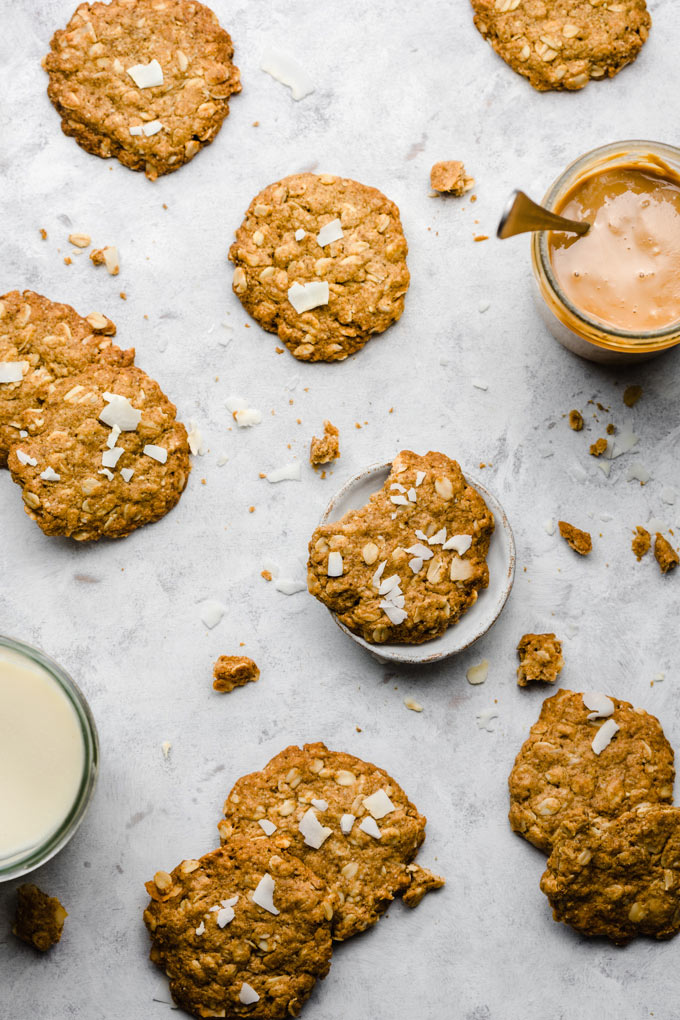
212,655,260,693
90,245,119,275
430,161,474,196
568,409,584,431
402,863,445,908
606,423,616,435
654,533,679,574
632,526,651,561
161,740,172,759
13,885,67,952
589,437,608,457
404,696,423,713
68,232,91,248
310,420,340,466
558,520,592,556
39,228,48,240
473,234,489,242
63,256,72,266
516,633,564,687
623,384,643,407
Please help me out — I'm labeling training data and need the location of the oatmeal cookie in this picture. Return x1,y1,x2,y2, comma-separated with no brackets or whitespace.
558,519,592,555
508,689,674,852
213,655,260,693
632,525,651,561
0,289,130,467
219,742,438,941
229,173,410,362
307,450,494,645
540,806,680,943
44,0,241,180
430,161,475,196
516,633,563,687
309,420,339,466
469,0,650,92
7,362,190,540
654,533,679,574
12,885,68,952
144,834,333,1019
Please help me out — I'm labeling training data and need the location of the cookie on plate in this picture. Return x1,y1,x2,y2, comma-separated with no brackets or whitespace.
229,173,409,362
43,0,241,180
469,0,650,92
8,362,190,540
508,689,674,853
12,884,68,952
144,835,334,1019
0,289,130,467
540,805,680,943
219,742,440,941
307,450,494,645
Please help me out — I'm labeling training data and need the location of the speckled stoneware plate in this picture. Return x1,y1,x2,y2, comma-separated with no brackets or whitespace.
319,461,516,665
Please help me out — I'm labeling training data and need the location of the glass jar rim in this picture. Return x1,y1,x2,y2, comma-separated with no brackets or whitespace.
535,139,680,347
0,634,99,882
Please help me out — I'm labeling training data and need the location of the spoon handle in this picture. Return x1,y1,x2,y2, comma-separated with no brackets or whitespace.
497,189,590,239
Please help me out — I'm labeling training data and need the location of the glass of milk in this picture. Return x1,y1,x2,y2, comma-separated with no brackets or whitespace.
0,635,99,881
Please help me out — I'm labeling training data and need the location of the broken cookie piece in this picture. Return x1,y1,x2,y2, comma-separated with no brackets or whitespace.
623,384,643,407
430,161,475,196
632,526,651,561
402,863,445,908
568,409,584,431
13,884,67,952
654,533,679,574
516,633,564,687
310,420,340,467
212,655,260,693
558,520,592,556
589,438,607,457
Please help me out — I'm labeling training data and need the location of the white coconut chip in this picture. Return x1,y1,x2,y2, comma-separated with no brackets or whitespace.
195,921,205,936
626,460,651,484
478,300,491,313
262,558,280,578
143,444,167,464
406,543,433,560
390,483,406,493
591,718,620,755
415,471,426,486
98,468,114,481
408,557,423,574
358,816,382,839
467,660,489,685
39,466,60,481
476,708,498,732
217,452,228,466
127,59,164,88
472,379,489,391
102,447,124,468
260,46,314,100
0,361,27,383
428,528,447,545
379,575,401,595
216,905,235,928
266,462,301,483
443,534,472,554
404,697,423,712
294,228,305,241
120,468,134,482
19,430,27,437
407,487,417,502
100,393,141,431
199,600,226,629
298,808,332,849
274,577,307,594
239,983,260,1006
102,246,120,275
258,819,277,836
15,450,36,467
310,798,328,811
363,789,395,819
316,218,344,247
287,281,329,313
187,421,206,456
661,487,676,505
252,873,279,915
654,672,666,683
381,604,407,625
390,494,409,506
106,424,121,449
372,561,387,587
142,119,163,136
327,551,343,577
340,813,355,834
161,741,171,758
611,425,638,459
450,557,474,581
129,125,143,136
225,395,262,428
583,691,615,720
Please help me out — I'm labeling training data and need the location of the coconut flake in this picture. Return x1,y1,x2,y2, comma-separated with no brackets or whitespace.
101,246,120,275
239,983,260,1005
129,125,143,136
408,557,423,573
379,575,401,595
381,604,407,625
358,816,382,839
450,557,474,580
15,450,37,467
327,551,343,577
260,46,314,100
195,921,205,936
544,518,555,535
39,466,60,481
592,718,620,755
98,468,114,481
102,447,124,468
476,708,498,732
120,468,134,482
216,905,235,928
217,452,228,466
627,460,651,484
415,529,428,542
466,660,488,685
294,228,306,241
258,819,277,836
316,219,344,247
235,408,262,427
406,543,433,560
611,425,638,459
266,462,301,483
274,577,307,595
142,119,163,136
415,471,426,486
187,421,206,456
363,789,395,819
310,798,328,811
0,361,27,383
143,444,167,464
428,528,447,545
100,393,141,431
443,534,472,554
404,697,423,712
127,59,164,88
252,873,279,915
372,560,387,587
472,379,489,391
340,813,355,834
407,487,417,502
106,424,121,449
583,691,615,720
287,281,329,313
298,808,332,849
199,600,226,629
391,483,406,493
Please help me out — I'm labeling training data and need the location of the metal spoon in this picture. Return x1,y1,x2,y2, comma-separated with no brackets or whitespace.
497,189,590,239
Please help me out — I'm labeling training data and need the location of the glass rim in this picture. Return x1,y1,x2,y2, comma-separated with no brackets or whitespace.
535,139,680,346
0,634,99,882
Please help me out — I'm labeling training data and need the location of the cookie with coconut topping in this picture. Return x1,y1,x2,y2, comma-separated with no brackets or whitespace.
508,689,674,853
7,362,190,540
469,0,650,92
43,0,241,180
144,834,334,1019
219,742,440,941
229,173,410,362
540,805,680,943
307,450,494,644
0,289,130,468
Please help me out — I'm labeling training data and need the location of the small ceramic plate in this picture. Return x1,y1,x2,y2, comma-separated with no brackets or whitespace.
319,461,516,664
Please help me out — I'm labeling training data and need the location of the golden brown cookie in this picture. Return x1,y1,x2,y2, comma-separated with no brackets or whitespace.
12,884,68,952
558,519,592,555
144,835,334,1019
469,0,650,92
7,362,190,540
229,173,410,362
219,742,438,941
540,806,680,943
213,655,260,693
0,289,130,468
516,633,563,687
508,689,674,853
309,420,340,466
307,450,494,645
43,0,241,180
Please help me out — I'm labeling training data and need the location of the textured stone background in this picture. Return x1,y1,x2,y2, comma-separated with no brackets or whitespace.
1,1,679,1017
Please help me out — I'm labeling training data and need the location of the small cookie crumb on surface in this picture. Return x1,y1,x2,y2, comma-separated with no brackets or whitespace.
13,885,67,952
516,633,564,687
212,655,260,692
430,161,475,196
568,409,584,431
623,384,643,407
631,526,651,561
654,533,679,574
589,438,607,457
558,520,592,556
310,420,340,466
402,863,445,908
90,246,119,275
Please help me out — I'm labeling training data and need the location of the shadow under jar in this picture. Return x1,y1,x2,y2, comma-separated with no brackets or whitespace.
532,141,680,364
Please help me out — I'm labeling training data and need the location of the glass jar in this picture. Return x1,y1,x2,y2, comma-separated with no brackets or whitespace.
531,140,680,364
0,635,99,882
